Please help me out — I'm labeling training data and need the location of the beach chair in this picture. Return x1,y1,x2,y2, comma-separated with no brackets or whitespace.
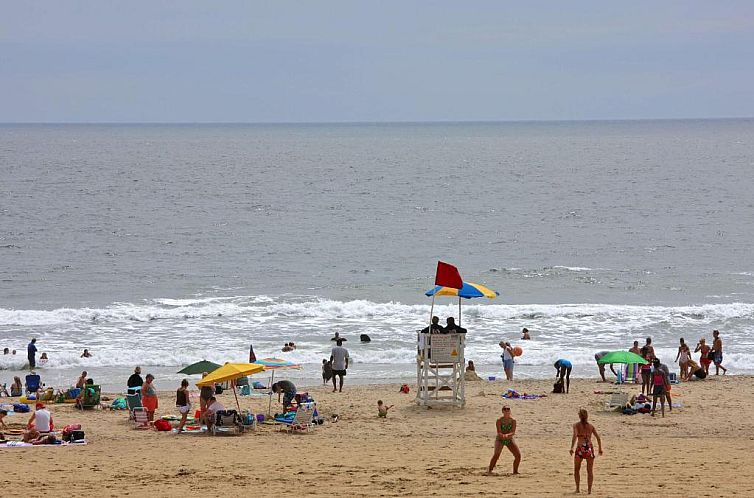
126,393,143,421
78,385,101,410
25,374,41,394
623,364,639,384
278,402,316,433
132,407,150,429
212,410,244,436
668,372,679,384
605,392,629,411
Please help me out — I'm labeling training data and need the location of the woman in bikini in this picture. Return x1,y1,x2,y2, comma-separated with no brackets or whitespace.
570,408,603,495
695,338,712,375
675,338,691,380
486,405,521,475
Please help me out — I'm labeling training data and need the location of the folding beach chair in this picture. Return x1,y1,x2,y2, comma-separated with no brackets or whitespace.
78,385,101,410
126,393,143,421
212,410,244,436
605,392,629,411
25,374,41,394
278,402,316,433
623,364,639,384
132,407,150,429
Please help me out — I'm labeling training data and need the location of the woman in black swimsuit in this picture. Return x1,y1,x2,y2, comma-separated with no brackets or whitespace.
570,408,603,495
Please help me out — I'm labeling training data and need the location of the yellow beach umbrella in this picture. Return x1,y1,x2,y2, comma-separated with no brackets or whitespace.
196,362,266,414
196,362,265,387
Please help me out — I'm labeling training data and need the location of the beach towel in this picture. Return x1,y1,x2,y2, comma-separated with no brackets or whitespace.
172,426,206,434
502,389,546,400
1,441,86,448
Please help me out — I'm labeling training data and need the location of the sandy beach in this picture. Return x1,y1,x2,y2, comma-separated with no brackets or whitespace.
2,375,753,497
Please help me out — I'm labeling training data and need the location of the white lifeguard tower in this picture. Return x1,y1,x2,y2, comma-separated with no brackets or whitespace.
417,269,498,409
416,331,466,407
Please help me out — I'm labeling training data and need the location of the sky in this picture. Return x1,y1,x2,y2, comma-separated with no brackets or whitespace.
1,1,754,123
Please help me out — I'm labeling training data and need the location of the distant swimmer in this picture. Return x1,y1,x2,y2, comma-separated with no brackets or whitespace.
282,343,293,352
330,332,347,342
521,328,531,340
40,352,49,361
80,349,92,358
360,334,371,343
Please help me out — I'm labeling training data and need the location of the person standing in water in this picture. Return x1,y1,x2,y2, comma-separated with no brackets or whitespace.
695,338,712,375
486,405,521,475
570,408,603,495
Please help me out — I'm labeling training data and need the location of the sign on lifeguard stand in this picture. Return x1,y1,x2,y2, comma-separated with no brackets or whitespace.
416,332,466,408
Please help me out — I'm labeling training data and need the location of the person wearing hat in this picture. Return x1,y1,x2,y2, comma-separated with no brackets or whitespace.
24,403,53,442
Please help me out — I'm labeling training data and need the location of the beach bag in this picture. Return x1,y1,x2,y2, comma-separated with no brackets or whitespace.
399,384,410,394
13,403,30,413
63,425,83,442
552,380,564,394
69,430,85,442
154,419,172,431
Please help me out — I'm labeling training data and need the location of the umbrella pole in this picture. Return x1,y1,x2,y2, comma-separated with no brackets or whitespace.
233,382,241,413
428,295,435,327
267,370,275,416
458,297,461,327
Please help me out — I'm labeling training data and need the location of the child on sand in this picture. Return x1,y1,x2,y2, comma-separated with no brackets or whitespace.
377,400,394,418
486,405,521,475
322,359,333,384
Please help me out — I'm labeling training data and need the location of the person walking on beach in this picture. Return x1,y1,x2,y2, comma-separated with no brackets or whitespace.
554,359,572,393
695,338,712,375
175,379,191,432
486,405,521,475
500,341,515,380
650,359,670,417
27,338,37,371
330,338,349,392
570,408,602,495
712,330,728,375
675,338,691,380
594,351,616,382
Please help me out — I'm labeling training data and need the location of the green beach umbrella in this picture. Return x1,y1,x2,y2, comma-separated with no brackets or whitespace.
177,360,222,375
597,351,647,365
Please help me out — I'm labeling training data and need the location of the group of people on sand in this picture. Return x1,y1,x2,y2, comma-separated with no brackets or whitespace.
486,405,603,495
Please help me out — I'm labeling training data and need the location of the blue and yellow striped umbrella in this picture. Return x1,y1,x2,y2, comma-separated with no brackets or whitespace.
425,281,499,299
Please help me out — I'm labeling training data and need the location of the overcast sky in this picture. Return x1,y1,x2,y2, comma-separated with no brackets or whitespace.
2,1,753,123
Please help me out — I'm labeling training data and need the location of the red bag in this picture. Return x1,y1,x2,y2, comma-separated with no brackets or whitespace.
62,424,81,436
154,419,172,431
399,384,410,394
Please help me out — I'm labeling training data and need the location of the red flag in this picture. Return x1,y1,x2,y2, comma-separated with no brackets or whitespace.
435,261,463,289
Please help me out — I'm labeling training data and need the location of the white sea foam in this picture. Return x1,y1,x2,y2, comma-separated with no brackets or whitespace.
2,296,753,386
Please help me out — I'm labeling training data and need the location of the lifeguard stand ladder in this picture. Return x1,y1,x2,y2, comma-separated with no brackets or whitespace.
416,332,466,408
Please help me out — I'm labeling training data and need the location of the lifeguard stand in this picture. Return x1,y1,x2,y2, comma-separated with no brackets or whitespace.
416,332,465,408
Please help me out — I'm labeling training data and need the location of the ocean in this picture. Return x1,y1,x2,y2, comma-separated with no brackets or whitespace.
1,120,753,391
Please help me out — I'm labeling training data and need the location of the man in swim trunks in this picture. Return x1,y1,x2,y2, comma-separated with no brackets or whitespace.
712,330,727,375
594,351,617,382
554,359,572,393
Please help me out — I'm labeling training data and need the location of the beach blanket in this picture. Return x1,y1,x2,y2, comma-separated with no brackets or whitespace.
502,389,546,400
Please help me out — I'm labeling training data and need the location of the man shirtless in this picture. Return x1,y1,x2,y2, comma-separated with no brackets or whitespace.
712,330,727,375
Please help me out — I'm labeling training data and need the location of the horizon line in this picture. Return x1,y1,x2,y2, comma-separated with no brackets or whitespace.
1,116,753,126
